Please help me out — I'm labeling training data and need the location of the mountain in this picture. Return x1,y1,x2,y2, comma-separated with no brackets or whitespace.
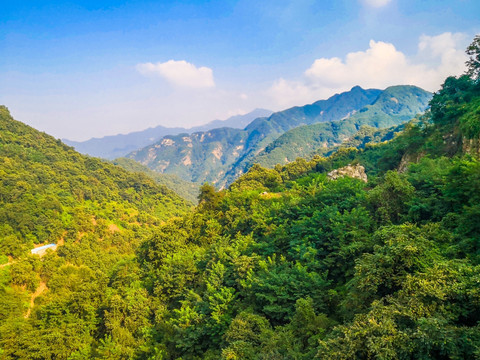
63,108,272,160
2,38,480,359
251,85,432,168
1,70,480,360
182,108,273,133
129,85,431,187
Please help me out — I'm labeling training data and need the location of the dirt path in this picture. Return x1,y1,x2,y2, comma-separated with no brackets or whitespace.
0,260,16,268
24,281,47,318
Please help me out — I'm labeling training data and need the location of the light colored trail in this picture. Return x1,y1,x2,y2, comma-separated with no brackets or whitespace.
24,281,47,318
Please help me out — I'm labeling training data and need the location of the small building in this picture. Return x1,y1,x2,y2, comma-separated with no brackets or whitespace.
31,244,57,256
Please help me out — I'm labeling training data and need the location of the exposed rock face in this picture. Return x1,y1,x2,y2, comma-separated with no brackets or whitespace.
328,164,367,182
398,150,427,173
462,137,480,157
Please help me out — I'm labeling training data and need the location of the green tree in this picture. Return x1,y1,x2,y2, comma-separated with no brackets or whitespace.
466,34,480,80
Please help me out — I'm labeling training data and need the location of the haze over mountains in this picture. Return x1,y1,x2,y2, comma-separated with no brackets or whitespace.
128,85,432,187
64,108,273,160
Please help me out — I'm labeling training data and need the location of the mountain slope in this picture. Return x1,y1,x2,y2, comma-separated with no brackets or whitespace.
251,85,432,168
129,127,247,185
109,73,480,359
129,86,383,185
184,108,273,133
63,108,272,159
1,47,480,359
112,157,200,204
0,105,190,252
0,105,191,357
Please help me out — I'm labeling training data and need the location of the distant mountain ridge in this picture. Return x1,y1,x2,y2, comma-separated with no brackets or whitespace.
129,86,428,187
63,108,273,159
251,85,432,168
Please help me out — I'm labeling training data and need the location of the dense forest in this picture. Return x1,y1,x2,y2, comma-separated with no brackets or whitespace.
0,35,480,359
0,109,190,358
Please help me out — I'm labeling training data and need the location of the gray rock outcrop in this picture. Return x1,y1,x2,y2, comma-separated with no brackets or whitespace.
327,164,368,182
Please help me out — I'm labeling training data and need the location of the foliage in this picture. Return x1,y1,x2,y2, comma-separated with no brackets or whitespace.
113,157,200,204
466,34,480,81
0,106,190,358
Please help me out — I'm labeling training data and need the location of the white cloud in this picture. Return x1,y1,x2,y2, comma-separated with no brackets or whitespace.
136,60,215,89
417,32,468,80
305,40,420,88
361,0,392,8
268,78,318,108
267,32,468,108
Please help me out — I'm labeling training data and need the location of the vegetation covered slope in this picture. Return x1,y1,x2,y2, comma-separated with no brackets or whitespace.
111,64,479,359
113,157,200,204
252,85,431,168
0,105,189,252
128,86,383,186
0,106,191,358
130,126,247,184
64,108,272,160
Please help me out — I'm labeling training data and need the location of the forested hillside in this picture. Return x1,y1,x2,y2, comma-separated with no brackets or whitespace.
0,106,190,358
112,157,200,204
1,36,479,360
107,67,479,359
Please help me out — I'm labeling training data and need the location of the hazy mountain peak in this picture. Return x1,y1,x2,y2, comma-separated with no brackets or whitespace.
350,85,364,91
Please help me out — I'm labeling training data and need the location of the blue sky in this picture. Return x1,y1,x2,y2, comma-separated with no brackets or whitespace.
0,0,479,140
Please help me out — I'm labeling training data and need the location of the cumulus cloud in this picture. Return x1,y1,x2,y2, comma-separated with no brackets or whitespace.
268,32,468,108
417,32,468,78
136,60,215,88
268,78,314,107
361,0,392,8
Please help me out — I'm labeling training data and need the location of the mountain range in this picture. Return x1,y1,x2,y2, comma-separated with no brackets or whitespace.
63,108,273,159
129,85,432,187
251,85,431,168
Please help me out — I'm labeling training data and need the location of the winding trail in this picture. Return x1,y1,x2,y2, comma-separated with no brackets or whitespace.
24,281,47,318
0,260,16,268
